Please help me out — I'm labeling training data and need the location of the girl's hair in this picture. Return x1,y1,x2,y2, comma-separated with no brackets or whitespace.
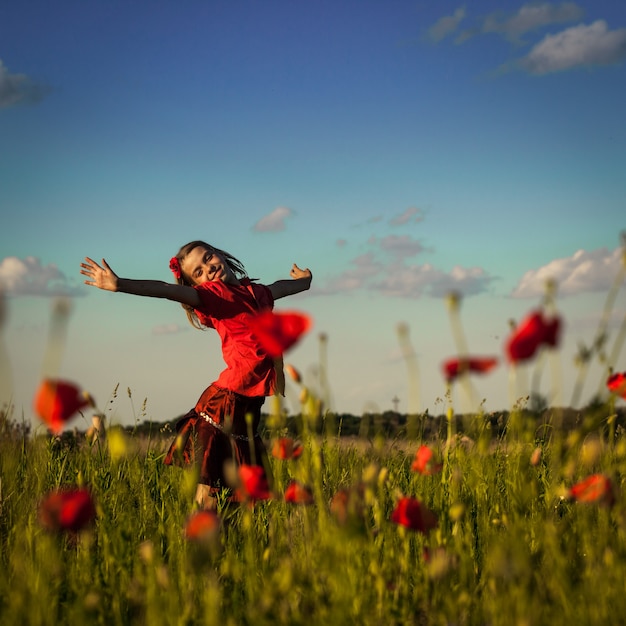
171,240,248,329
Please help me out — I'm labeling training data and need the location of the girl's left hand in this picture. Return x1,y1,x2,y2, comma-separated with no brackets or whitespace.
290,264,312,281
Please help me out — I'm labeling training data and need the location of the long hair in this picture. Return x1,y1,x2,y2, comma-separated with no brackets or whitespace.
171,240,248,329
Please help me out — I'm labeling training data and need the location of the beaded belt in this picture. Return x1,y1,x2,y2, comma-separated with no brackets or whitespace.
199,411,260,442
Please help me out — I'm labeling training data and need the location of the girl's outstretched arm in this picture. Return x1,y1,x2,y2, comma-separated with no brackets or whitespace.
80,257,201,307
268,263,312,300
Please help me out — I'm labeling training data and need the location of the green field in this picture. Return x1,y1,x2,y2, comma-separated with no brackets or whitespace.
1,394,625,626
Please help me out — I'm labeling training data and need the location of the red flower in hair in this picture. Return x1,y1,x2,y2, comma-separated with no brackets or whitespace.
169,257,182,280
442,356,498,383
505,310,562,363
607,372,626,400
248,310,312,357
236,464,271,502
390,496,438,534
272,437,303,460
284,480,314,505
411,445,443,475
34,379,91,434
569,474,615,506
38,487,96,534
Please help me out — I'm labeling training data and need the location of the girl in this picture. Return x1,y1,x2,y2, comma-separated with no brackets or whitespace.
80,241,312,508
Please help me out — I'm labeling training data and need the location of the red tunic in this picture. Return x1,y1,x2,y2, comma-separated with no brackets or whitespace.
193,278,276,397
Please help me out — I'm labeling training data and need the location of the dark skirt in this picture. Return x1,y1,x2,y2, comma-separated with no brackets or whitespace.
164,384,269,491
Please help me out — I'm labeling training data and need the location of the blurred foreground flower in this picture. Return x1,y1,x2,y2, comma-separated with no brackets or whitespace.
284,480,314,505
34,379,91,434
272,437,303,460
505,310,562,363
442,356,498,383
184,510,221,542
236,464,271,502
330,485,366,528
390,496,438,534
607,372,626,400
38,487,96,534
411,445,443,475
569,474,615,507
248,310,312,357
284,363,302,383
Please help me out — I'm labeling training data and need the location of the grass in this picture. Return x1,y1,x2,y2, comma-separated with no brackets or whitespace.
1,396,626,626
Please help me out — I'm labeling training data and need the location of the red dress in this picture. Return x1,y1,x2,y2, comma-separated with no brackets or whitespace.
164,278,276,491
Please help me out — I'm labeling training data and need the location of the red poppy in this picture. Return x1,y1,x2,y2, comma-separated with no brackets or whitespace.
569,474,615,506
411,445,443,475
184,510,220,541
284,480,314,505
248,310,312,357
38,488,96,533
390,496,438,534
330,485,365,526
607,372,626,400
272,437,303,460
284,363,302,384
505,310,562,363
34,379,91,433
442,356,498,383
237,464,271,502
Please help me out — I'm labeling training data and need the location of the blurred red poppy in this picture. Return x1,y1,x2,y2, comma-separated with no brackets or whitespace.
411,445,443,475
505,310,562,363
390,496,438,534
284,480,314,505
569,474,615,506
607,372,626,400
34,379,91,433
38,487,96,533
284,363,302,383
184,510,220,541
272,437,303,460
442,356,498,383
248,310,312,357
237,464,271,502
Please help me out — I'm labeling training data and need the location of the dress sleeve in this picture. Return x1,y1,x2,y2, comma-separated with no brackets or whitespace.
251,283,274,311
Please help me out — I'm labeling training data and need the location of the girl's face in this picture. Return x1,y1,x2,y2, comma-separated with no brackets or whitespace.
181,246,238,286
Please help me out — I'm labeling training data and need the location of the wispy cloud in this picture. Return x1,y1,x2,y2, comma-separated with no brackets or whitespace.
511,246,623,297
152,323,189,335
0,60,50,109
427,7,466,42
0,256,83,297
520,20,626,74
389,207,425,226
252,206,293,232
482,2,584,42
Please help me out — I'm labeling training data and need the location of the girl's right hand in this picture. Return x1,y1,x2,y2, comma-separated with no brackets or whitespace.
80,257,119,292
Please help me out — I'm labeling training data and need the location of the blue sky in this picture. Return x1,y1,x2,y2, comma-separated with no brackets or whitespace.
1,1,625,431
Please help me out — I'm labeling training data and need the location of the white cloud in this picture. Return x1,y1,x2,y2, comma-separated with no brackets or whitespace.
389,207,425,226
521,20,626,74
252,206,293,232
428,7,466,42
511,246,623,298
483,2,583,41
0,59,49,109
316,236,493,299
0,256,82,297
